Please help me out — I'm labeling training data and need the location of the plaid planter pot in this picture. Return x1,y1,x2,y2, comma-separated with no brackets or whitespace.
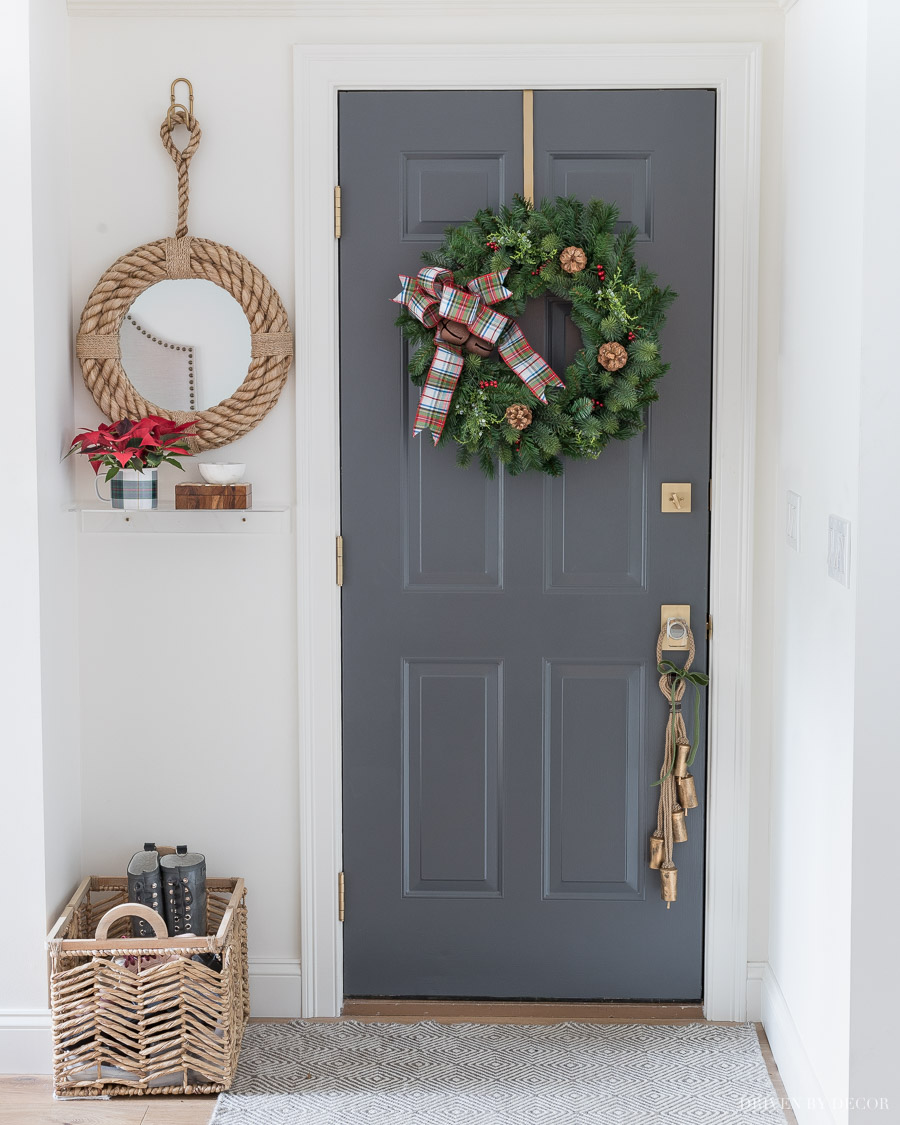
97,467,158,510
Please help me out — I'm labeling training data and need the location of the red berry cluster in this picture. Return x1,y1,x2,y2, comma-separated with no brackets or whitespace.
530,263,545,276
595,264,606,281
593,399,604,409
627,330,637,342
478,379,499,389
486,240,500,251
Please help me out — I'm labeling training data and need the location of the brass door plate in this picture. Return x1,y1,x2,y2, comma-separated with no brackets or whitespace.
660,604,691,650
661,483,692,513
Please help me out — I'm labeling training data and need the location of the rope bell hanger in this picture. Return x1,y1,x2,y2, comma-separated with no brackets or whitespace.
649,619,709,908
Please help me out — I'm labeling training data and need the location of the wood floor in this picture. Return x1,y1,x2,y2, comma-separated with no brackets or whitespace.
341,998,706,1021
0,1014,796,1125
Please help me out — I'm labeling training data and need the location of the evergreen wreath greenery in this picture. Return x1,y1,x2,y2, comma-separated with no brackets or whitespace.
395,195,677,477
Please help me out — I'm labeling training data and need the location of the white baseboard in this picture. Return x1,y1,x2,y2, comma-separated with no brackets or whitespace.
0,1011,52,1074
746,960,766,1021
759,964,837,1125
249,957,302,1018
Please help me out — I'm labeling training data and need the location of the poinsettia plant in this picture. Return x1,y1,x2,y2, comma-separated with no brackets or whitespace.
67,417,196,481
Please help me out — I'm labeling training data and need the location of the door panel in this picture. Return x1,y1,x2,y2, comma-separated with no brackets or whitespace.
403,660,502,897
543,660,643,898
402,154,508,240
547,154,653,239
340,89,714,1000
403,377,504,590
544,437,649,591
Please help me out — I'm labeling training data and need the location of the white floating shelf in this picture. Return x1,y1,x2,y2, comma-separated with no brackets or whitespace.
78,505,291,535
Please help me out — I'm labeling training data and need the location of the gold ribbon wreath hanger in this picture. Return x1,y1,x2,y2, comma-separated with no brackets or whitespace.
649,624,709,908
75,78,294,452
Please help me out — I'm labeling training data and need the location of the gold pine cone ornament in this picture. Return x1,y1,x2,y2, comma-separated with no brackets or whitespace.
559,246,588,274
505,404,533,431
598,341,628,371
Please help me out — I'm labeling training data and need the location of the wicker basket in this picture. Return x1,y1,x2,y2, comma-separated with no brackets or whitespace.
46,875,248,1098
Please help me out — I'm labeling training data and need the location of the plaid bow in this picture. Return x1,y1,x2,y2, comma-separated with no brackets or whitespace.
393,267,564,444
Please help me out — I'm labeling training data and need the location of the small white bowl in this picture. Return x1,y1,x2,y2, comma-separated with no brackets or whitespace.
199,462,246,485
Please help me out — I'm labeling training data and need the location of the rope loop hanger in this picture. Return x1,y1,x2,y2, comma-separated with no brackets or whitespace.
160,78,202,238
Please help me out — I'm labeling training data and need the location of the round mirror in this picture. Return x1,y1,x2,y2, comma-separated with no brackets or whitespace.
78,233,292,451
119,279,251,413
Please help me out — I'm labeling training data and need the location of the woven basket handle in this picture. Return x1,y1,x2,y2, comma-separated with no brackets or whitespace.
94,902,168,940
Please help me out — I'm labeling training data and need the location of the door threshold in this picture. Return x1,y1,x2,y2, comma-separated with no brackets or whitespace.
342,999,705,1021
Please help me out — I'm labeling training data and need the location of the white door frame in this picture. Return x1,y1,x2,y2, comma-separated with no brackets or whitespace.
293,42,761,1020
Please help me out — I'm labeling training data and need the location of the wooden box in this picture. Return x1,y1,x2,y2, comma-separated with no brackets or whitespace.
175,483,252,510
47,877,248,1097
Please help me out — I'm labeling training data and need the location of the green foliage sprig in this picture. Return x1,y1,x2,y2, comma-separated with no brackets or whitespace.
396,195,676,476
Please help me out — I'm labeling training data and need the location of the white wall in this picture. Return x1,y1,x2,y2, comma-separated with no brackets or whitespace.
32,0,82,940
0,0,79,1073
763,2,897,1124
848,0,900,1120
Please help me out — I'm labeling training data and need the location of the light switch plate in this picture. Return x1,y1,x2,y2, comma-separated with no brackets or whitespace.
786,490,801,551
661,483,692,513
827,515,851,587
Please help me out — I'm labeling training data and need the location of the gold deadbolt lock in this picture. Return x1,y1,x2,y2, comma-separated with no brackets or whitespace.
661,484,692,513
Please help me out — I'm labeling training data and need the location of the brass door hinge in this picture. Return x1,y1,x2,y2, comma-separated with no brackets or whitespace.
336,535,344,586
707,614,713,640
334,185,342,239
338,871,345,922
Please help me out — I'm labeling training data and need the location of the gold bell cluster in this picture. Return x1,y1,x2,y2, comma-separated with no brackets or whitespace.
649,742,699,898
650,626,706,908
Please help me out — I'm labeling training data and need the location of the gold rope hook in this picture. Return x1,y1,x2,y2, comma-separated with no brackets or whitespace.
168,77,194,130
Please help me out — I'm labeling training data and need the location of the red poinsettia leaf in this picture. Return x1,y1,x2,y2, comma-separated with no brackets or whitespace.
72,429,103,446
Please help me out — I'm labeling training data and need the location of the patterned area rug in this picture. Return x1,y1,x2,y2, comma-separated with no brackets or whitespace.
210,1020,788,1124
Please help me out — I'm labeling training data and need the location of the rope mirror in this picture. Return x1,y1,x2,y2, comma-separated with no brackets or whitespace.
76,80,293,452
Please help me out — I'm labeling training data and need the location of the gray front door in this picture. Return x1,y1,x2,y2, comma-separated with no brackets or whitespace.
340,90,714,999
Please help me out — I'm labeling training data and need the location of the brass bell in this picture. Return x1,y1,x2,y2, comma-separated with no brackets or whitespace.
674,742,691,778
677,773,699,810
660,863,678,905
649,831,665,870
439,319,470,348
672,804,688,843
465,334,494,358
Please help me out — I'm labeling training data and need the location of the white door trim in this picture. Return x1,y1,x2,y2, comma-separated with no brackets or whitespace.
293,42,761,1020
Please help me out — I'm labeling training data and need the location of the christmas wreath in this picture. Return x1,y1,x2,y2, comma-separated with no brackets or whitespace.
393,195,676,476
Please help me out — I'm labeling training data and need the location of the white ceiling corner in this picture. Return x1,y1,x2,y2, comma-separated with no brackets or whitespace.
67,0,792,18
